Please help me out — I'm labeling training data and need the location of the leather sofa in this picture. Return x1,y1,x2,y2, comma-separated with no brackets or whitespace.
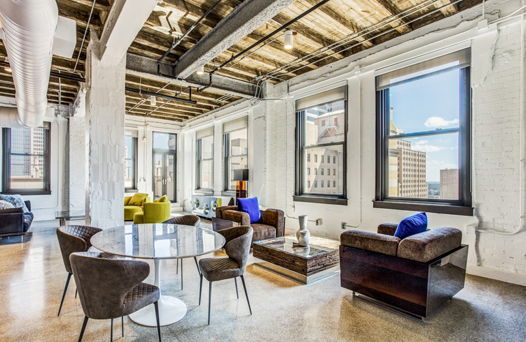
340,223,468,319
215,206,285,243
0,200,33,237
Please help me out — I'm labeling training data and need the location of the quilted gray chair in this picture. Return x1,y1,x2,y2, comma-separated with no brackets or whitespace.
70,252,161,342
198,226,253,325
56,225,102,316
162,215,201,290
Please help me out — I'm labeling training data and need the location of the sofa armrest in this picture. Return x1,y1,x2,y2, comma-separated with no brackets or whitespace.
142,202,171,223
261,209,285,237
216,206,238,219
397,227,462,263
222,210,250,226
377,223,398,236
340,230,400,256
0,208,25,235
24,200,31,212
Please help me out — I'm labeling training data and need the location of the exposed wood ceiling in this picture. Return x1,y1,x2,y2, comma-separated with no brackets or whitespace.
0,0,482,122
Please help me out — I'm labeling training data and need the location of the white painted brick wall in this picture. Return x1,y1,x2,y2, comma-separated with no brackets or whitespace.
68,116,86,210
85,40,126,229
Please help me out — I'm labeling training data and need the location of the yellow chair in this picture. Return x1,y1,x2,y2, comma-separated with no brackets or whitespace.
133,195,171,224
124,193,150,221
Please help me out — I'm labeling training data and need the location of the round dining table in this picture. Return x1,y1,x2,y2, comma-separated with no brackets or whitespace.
90,223,226,327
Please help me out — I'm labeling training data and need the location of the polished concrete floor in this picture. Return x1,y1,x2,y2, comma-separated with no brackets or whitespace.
1,221,526,342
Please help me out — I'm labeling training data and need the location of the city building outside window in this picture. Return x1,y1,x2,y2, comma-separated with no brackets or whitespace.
374,49,472,215
294,85,348,205
196,127,214,191
223,117,248,192
2,124,51,195
125,134,137,191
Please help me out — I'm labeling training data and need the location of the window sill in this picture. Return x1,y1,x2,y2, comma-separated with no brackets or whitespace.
221,190,236,197
373,200,473,216
125,189,138,193
293,195,347,206
195,189,214,196
1,190,51,196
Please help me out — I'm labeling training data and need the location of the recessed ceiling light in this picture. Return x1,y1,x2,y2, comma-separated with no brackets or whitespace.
284,29,294,50
196,65,205,75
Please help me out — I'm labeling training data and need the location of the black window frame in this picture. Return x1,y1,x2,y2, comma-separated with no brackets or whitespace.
374,62,473,216
2,126,51,195
196,135,214,192
294,98,348,206
223,127,248,192
124,135,138,192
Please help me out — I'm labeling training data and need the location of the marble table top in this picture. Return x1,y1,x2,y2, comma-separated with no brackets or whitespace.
90,224,226,259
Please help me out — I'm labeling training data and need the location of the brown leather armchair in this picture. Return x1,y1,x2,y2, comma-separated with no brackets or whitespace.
215,206,285,243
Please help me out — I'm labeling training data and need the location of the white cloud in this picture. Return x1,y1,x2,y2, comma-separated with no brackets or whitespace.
413,139,442,153
424,116,459,128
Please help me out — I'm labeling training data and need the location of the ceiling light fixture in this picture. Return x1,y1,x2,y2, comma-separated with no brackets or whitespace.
196,65,205,75
4,56,11,72
284,29,294,50
150,96,156,106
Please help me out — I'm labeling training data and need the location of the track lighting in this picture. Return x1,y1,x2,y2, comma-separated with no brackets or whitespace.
150,96,156,106
196,65,205,75
284,29,294,50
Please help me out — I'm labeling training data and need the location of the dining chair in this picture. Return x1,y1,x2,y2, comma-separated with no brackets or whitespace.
198,226,253,325
163,215,201,290
70,252,162,342
56,225,102,316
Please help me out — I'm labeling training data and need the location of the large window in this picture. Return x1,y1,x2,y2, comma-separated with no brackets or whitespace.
196,127,214,191
152,132,177,202
125,134,137,191
223,117,248,191
374,49,472,215
2,125,51,195
294,86,347,205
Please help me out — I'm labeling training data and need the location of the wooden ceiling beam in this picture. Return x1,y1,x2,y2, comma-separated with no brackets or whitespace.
124,92,206,115
359,0,412,34
125,110,183,122
125,101,193,118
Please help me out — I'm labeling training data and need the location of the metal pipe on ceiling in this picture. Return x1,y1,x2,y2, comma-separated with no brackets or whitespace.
158,0,224,63
74,0,97,72
210,0,332,75
125,87,197,105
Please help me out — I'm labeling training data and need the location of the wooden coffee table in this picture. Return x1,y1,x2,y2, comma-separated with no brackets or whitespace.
253,236,340,284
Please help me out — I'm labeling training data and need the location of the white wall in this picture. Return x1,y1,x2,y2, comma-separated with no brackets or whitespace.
178,0,526,286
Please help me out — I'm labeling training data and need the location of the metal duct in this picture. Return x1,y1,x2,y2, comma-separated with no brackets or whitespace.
0,0,58,128
0,106,25,128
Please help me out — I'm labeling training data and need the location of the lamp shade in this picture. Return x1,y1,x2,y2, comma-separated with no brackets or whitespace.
284,29,293,50
233,169,249,181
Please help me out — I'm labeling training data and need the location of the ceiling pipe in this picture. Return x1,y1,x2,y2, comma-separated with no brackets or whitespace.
125,87,197,105
0,0,58,128
158,0,224,63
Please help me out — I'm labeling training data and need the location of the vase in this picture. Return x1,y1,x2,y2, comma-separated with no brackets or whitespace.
296,215,310,247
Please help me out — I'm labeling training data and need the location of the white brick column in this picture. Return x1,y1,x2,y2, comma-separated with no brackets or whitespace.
68,116,86,211
85,37,126,228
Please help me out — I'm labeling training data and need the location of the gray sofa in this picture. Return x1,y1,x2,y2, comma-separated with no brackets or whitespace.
0,200,33,237
340,223,468,318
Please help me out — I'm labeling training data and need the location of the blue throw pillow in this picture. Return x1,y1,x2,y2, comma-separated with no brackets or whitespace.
394,212,428,240
0,194,28,213
237,197,261,224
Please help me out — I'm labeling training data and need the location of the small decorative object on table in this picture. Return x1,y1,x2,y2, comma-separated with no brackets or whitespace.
296,215,310,247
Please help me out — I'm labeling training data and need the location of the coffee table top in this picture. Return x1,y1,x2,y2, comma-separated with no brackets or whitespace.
253,236,339,259
55,210,85,219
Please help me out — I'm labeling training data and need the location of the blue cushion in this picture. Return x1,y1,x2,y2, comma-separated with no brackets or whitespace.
0,195,28,213
237,197,261,224
394,212,428,240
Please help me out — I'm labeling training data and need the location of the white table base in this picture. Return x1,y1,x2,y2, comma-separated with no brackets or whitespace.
129,259,187,327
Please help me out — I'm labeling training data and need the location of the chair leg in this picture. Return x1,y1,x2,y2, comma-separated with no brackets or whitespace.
75,288,77,298
58,273,72,316
154,301,162,342
234,277,239,299
199,274,203,306
78,316,89,342
208,281,212,325
121,316,124,337
176,258,179,275
194,256,201,276
180,259,184,291
240,275,252,315
110,318,113,342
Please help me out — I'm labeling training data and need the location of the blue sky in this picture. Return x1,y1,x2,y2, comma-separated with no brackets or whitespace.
390,69,460,182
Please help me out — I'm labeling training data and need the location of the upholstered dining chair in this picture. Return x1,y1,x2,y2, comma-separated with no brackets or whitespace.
198,226,253,325
56,225,102,316
70,252,162,342
163,215,201,290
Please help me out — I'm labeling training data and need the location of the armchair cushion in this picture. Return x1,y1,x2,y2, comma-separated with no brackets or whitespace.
0,200,14,210
340,230,401,256
251,223,277,241
397,227,462,262
223,209,251,226
261,209,285,237
128,193,149,206
124,196,132,206
394,212,427,240
377,223,398,236
236,197,261,224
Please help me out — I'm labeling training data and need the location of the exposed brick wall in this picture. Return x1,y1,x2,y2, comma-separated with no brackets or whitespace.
68,116,86,211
